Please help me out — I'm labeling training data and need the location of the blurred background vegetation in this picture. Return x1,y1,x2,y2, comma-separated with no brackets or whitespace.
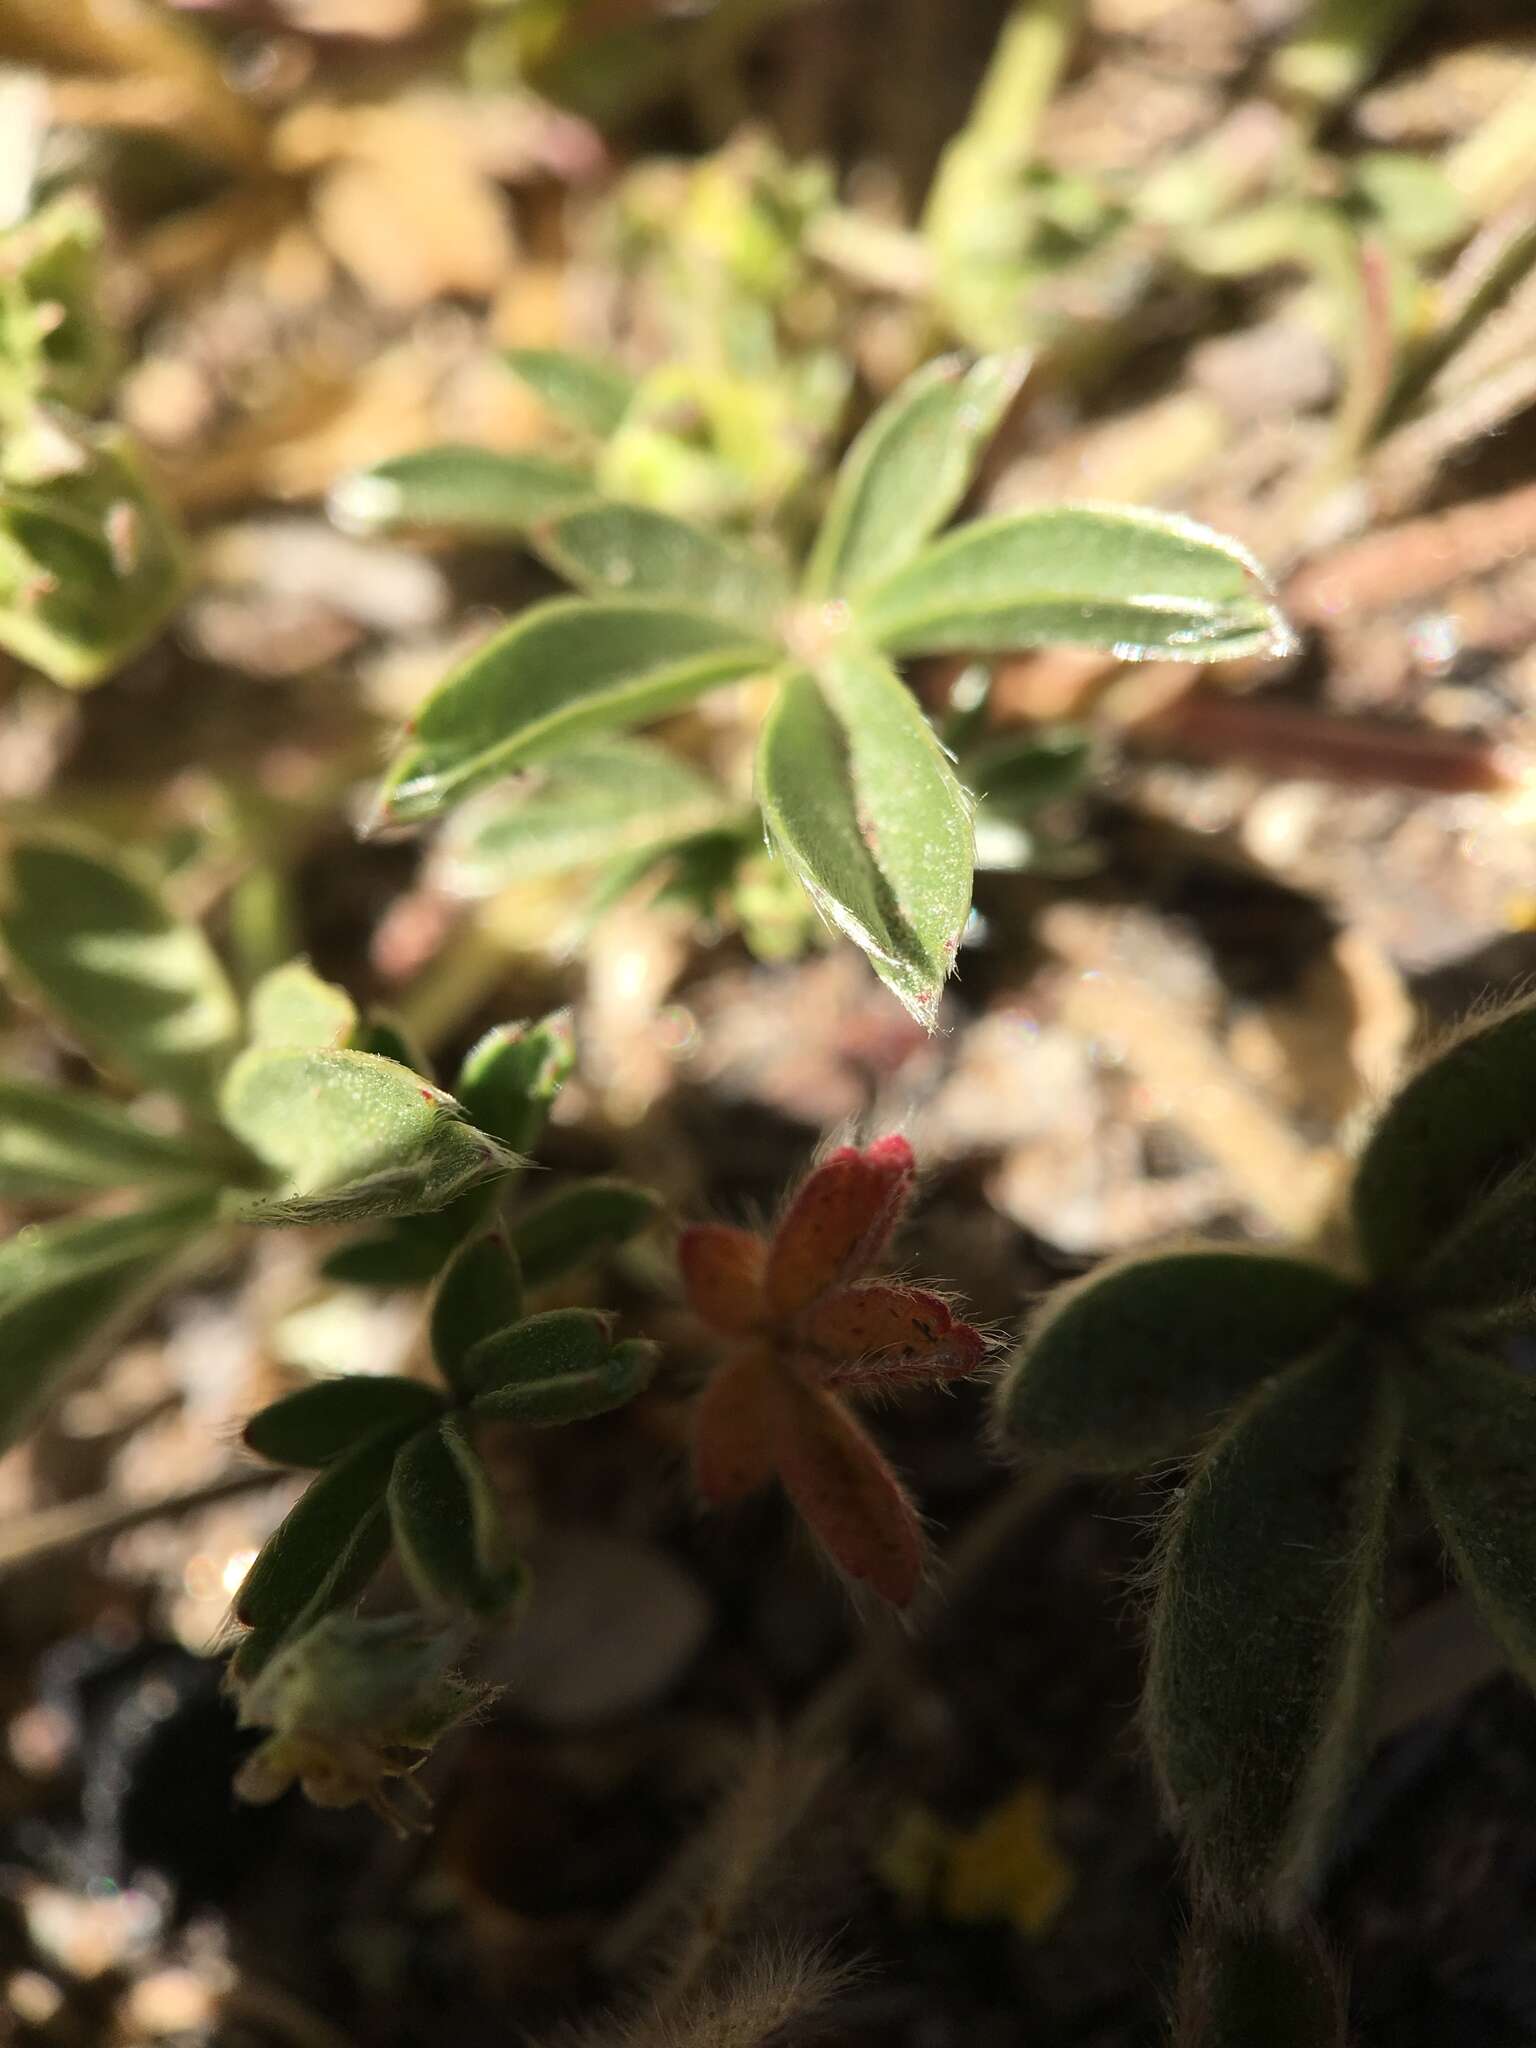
5,3,1536,2043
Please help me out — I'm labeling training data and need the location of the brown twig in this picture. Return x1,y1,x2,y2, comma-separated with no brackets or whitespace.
0,1465,281,1578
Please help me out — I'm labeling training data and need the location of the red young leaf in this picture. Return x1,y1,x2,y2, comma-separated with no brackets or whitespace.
773,1376,925,1605
678,1223,767,1336
801,1283,987,1385
765,1136,916,1317
692,1350,783,1504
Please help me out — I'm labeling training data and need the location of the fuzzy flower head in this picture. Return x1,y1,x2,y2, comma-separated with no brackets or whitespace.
679,1136,986,1606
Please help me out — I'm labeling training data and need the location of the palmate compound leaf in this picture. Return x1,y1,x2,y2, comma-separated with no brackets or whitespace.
387,1413,527,1617
0,833,242,1106
220,1047,519,1225
997,1248,1360,1471
1145,1336,1401,1920
804,351,1029,599
0,1078,218,1199
374,599,776,826
756,647,974,1028
436,739,740,897
328,445,594,539
531,500,790,631
1351,998,1536,1286
856,505,1294,664
1407,1344,1536,1690
0,1192,218,1452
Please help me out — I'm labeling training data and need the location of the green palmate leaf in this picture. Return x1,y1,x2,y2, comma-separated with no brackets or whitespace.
376,600,775,825
0,1193,216,1451
1145,1340,1400,1918
533,500,789,630
998,1248,1359,1471
805,352,1028,598
220,1047,519,1225
0,834,242,1104
243,1375,444,1468
438,739,739,895
455,1012,574,1156
0,428,187,688
1351,999,1536,1285
1408,1346,1536,1688
857,506,1293,663
470,1330,657,1426
0,1079,214,1198
1174,1918,1349,2048
504,348,637,439
387,1414,526,1616
757,649,974,1027
328,445,593,538
246,958,359,1052
231,1421,408,1678
510,1178,662,1289
429,1232,525,1396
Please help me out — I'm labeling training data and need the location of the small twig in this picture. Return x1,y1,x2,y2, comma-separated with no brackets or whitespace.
1126,691,1530,799
0,1465,281,1577
1287,474,1536,627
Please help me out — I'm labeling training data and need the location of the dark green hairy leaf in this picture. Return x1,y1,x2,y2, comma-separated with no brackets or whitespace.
1408,1346,1536,1691
509,1178,661,1290
231,1421,411,1675
459,1305,611,1400
243,1374,444,1468
757,649,974,1028
1145,1340,1400,1918
1174,1918,1348,2048
1,834,242,1104
376,600,774,825
221,1047,518,1224
1352,999,1536,1284
387,1415,526,1616
470,1327,658,1427
998,1248,1359,1471
429,1232,526,1396
857,506,1293,663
